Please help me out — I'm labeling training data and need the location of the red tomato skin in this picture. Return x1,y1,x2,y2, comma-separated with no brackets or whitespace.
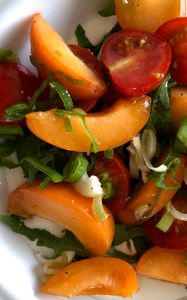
0,61,38,124
156,17,187,84
142,186,187,250
91,153,131,216
101,30,171,97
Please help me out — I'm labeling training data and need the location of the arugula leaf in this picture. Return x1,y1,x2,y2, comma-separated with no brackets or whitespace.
147,73,174,136
0,215,89,258
75,23,121,56
113,224,145,245
98,0,115,17
107,246,138,264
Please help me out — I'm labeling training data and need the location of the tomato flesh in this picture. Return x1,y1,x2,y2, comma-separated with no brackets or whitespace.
101,30,171,96
156,17,187,84
142,186,187,249
0,61,38,124
90,153,131,216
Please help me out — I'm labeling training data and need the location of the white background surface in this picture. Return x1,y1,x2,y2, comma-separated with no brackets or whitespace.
0,1,186,300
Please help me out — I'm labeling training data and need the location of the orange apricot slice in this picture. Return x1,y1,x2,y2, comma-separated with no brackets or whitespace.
8,181,114,256
136,246,187,285
41,257,138,297
30,13,107,100
170,87,187,131
117,153,187,225
26,95,151,152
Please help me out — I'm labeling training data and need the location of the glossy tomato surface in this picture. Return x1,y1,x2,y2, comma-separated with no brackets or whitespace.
156,17,187,84
0,61,38,124
101,30,171,96
91,153,131,216
142,186,187,249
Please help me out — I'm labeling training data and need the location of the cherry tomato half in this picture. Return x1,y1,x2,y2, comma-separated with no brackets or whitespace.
156,17,187,84
0,61,38,124
90,153,131,216
101,30,171,97
142,186,187,249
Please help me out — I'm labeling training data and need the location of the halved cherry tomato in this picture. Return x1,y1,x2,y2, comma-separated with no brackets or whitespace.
142,186,187,250
156,17,187,84
101,30,171,96
90,153,131,216
0,61,38,124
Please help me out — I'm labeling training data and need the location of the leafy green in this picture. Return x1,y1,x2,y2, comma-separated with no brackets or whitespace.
98,0,115,17
0,215,89,258
75,23,121,56
113,224,145,245
107,246,138,264
147,73,174,136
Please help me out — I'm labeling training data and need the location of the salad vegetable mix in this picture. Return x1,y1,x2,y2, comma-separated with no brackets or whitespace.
1,0,187,297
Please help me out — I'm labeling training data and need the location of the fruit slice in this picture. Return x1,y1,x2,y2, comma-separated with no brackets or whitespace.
8,181,114,256
41,257,138,297
30,13,107,100
26,96,151,152
136,246,187,285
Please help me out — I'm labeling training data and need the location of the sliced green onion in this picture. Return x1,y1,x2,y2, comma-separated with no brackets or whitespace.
50,80,74,111
0,125,24,136
99,172,110,182
92,195,108,221
102,181,113,199
63,155,88,183
21,156,63,183
176,117,187,147
155,211,174,233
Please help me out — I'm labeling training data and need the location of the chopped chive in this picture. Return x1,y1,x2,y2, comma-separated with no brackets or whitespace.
0,125,24,136
38,176,51,189
50,80,74,111
29,76,52,107
63,155,88,183
21,156,63,183
92,195,108,221
5,103,30,121
155,211,175,233
56,109,99,153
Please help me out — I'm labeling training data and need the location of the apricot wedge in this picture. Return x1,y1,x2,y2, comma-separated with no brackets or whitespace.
30,13,107,100
8,181,114,256
170,87,187,131
117,153,187,225
136,246,187,285
26,96,151,152
41,257,138,297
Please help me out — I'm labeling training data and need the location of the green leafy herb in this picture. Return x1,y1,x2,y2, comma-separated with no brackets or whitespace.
98,0,115,17
20,156,63,183
113,224,145,245
5,103,30,121
147,73,173,136
75,23,121,56
49,80,74,111
107,246,138,264
0,135,18,158
0,48,19,63
0,125,24,136
0,215,89,258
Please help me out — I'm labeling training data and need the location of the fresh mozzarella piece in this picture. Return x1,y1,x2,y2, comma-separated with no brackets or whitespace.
73,172,103,197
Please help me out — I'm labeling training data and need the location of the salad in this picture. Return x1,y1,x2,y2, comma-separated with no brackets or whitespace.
0,0,187,299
